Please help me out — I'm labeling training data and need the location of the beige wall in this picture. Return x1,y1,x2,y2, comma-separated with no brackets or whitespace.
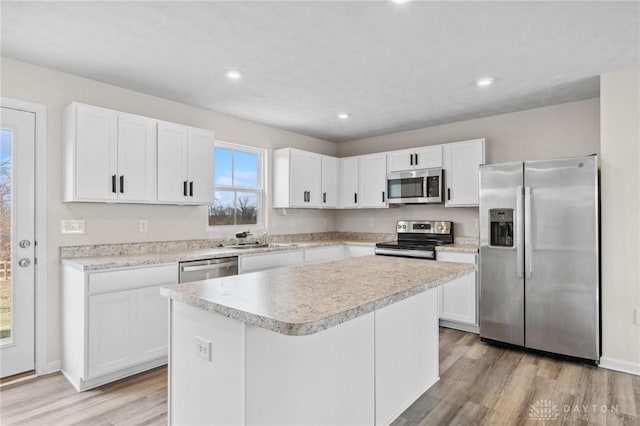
600,68,640,368
335,99,601,237
1,57,337,365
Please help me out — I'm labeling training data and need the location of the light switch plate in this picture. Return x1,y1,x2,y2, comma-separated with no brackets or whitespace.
61,220,85,234
139,220,148,232
194,336,212,361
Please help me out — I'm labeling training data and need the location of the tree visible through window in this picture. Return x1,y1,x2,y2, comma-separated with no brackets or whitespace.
209,144,263,227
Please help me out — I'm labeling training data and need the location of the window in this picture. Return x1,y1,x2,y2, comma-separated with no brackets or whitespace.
209,142,265,227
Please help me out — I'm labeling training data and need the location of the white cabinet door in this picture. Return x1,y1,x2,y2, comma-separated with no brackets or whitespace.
137,285,168,362
306,154,322,207
117,113,156,202
443,139,486,207
186,127,215,205
75,104,118,201
289,150,311,207
239,251,304,274
358,153,387,208
157,122,188,203
321,156,339,208
303,245,344,265
344,245,375,258
414,145,443,169
437,252,477,326
340,157,359,208
88,290,137,377
386,149,414,173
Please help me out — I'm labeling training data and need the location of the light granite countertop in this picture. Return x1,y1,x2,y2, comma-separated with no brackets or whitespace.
160,255,475,336
62,240,378,271
436,244,479,254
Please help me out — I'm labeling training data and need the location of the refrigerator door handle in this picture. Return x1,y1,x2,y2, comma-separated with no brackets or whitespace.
524,186,532,279
516,186,524,278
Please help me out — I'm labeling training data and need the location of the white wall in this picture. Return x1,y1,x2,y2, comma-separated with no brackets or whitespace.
1,57,337,365
335,99,600,237
600,68,640,370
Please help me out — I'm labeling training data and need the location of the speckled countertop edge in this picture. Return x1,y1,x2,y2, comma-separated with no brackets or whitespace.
62,240,378,271
160,258,476,336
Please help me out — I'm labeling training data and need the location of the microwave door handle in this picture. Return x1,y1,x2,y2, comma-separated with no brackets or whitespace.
516,186,524,278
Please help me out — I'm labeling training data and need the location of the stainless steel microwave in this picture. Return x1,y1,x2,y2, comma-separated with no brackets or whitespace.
387,168,444,204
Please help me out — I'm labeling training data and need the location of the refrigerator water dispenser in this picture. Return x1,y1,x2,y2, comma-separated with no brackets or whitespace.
489,209,513,247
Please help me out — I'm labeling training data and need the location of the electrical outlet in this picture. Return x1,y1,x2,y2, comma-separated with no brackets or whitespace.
139,220,148,232
369,218,374,226
61,220,85,234
194,336,211,361
635,308,640,326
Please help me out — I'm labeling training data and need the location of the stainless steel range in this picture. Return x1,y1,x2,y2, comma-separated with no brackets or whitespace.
375,220,454,259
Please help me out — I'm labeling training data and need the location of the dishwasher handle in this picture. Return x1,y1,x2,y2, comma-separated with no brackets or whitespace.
181,261,238,272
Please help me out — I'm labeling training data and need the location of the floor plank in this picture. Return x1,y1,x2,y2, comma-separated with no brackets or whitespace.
1,329,639,425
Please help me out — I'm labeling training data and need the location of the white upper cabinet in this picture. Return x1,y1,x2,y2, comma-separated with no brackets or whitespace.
64,103,155,202
273,148,322,208
443,138,486,207
321,155,339,208
339,157,359,208
117,113,156,202
387,145,442,173
157,122,214,205
63,102,213,205
358,153,387,208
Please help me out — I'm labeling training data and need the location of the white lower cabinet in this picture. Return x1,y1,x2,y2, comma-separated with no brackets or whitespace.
62,263,177,391
239,250,304,274
437,251,478,333
303,245,344,264
345,245,375,258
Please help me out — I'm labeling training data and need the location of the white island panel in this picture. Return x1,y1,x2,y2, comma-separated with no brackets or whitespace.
169,301,245,426
246,312,374,426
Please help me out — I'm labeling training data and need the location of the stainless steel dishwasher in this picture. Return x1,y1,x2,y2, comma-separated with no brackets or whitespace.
178,257,238,283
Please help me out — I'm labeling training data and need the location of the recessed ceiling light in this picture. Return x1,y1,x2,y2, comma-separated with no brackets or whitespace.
391,0,411,4
225,70,243,80
337,113,350,120
476,77,494,87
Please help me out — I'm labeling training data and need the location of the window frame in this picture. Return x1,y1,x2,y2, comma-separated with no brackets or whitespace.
208,140,266,231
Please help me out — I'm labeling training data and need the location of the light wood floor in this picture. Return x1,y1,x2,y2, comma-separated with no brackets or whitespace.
1,328,638,425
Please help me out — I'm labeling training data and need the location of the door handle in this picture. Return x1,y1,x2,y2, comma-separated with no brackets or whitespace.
308,191,311,202
183,181,188,197
414,153,418,165
18,258,31,268
189,181,194,197
119,175,124,194
354,193,358,204
382,191,385,203
410,153,413,166
447,188,451,201
323,192,327,203
524,186,532,279
516,186,524,278
112,175,117,193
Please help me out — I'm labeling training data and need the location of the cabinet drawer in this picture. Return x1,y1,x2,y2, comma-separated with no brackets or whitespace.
304,245,344,265
436,251,476,264
89,264,178,295
239,251,303,274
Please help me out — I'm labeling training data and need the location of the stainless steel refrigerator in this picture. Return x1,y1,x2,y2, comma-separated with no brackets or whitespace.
479,155,599,362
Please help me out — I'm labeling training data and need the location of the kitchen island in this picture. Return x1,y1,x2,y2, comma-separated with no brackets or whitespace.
161,255,475,426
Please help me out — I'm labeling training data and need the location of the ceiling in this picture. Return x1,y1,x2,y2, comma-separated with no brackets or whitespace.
1,1,638,142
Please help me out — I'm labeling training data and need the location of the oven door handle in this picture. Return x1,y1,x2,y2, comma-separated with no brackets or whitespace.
181,261,238,272
374,247,435,259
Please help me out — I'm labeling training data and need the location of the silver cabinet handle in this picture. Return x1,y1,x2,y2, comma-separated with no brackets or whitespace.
516,186,524,278
524,186,532,279
181,261,238,272
18,258,31,268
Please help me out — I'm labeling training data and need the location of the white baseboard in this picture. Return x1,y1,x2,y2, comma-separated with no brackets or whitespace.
599,356,640,376
46,360,61,374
